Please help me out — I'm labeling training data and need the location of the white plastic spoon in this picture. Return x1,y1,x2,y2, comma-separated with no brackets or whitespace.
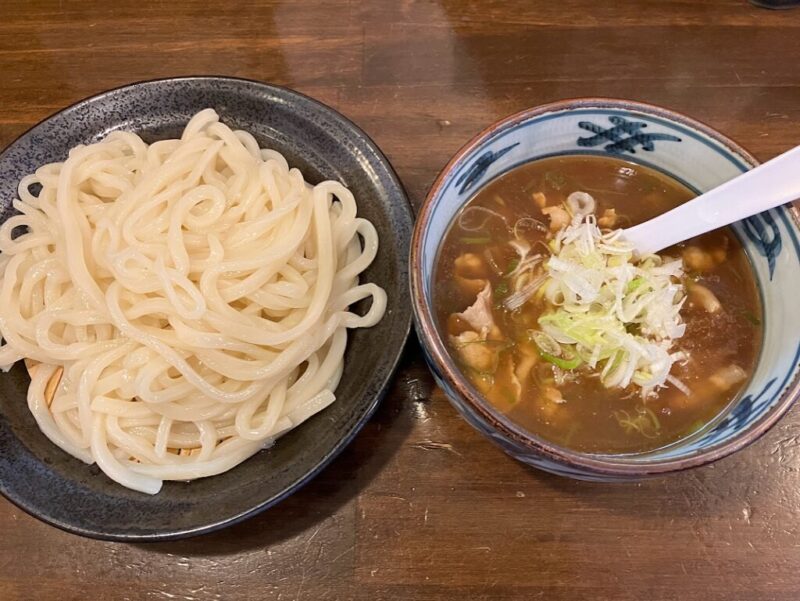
623,145,800,255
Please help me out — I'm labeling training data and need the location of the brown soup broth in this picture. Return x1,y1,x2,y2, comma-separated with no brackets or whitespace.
434,155,762,454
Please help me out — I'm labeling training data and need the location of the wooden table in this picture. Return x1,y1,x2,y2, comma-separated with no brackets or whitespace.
2,1,800,599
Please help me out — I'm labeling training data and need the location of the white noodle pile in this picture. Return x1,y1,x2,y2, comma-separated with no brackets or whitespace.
0,109,386,494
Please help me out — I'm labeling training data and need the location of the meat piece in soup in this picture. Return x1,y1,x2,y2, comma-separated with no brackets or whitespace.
435,155,762,454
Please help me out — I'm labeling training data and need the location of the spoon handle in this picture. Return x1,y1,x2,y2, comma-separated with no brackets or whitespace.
623,144,800,255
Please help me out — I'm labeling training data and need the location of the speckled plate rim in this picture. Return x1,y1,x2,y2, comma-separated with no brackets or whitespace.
0,76,413,541
410,97,800,478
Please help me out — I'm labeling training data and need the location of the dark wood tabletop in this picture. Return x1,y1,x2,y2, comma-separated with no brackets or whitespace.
2,1,800,599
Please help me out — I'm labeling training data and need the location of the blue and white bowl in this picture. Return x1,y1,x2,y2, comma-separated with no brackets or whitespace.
410,98,800,480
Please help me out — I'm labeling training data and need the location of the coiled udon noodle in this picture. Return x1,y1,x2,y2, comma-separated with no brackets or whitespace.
0,109,386,494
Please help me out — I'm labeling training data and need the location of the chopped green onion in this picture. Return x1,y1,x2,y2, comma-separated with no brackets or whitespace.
454,338,514,350
460,236,491,245
742,310,761,326
506,258,520,274
540,351,582,370
494,282,509,299
626,276,647,293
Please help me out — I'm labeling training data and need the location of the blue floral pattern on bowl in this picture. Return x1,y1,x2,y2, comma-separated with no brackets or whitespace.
577,116,682,154
411,99,800,480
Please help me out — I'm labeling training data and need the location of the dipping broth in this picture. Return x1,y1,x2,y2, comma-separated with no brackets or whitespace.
435,155,762,454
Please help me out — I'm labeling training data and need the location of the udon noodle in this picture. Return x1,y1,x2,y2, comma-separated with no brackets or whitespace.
0,109,386,494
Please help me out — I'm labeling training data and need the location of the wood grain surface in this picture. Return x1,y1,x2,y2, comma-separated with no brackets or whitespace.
2,1,800,599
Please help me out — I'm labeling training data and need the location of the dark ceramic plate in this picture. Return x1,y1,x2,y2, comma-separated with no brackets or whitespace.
0,77,412,541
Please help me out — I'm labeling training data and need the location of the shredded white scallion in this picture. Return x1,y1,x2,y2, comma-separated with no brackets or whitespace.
531,202,687,398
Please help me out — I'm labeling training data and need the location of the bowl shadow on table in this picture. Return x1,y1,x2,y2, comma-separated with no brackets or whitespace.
137,340,419,556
